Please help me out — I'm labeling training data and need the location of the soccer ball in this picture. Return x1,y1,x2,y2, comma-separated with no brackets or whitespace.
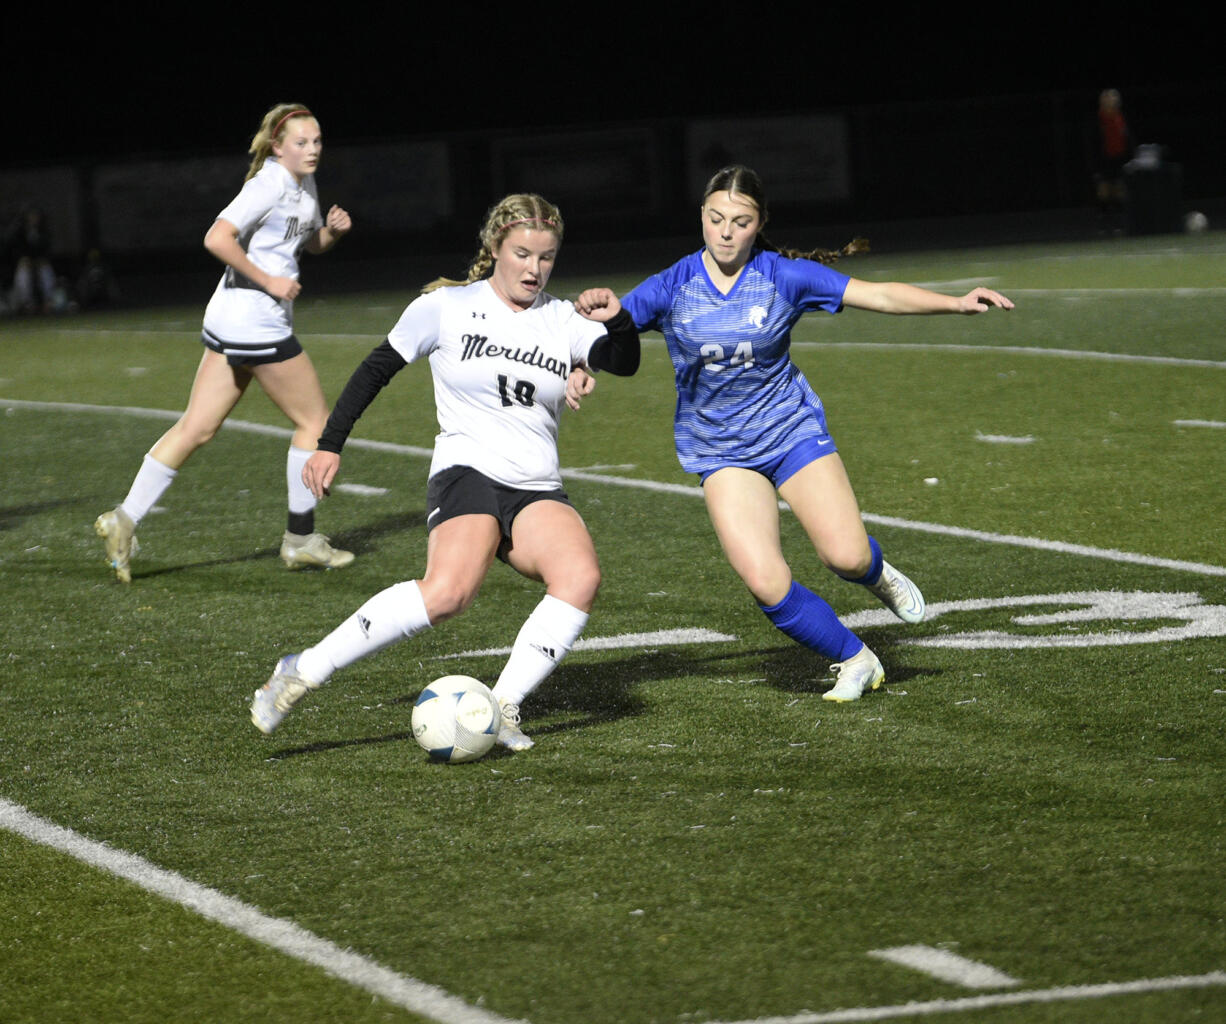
1185,210,1209,233
411,675,500,763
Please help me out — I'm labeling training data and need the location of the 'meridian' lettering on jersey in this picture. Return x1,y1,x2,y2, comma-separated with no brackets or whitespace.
459,332,569,379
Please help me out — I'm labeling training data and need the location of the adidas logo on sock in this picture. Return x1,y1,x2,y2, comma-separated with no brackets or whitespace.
358,614,371,638
531,643,557,661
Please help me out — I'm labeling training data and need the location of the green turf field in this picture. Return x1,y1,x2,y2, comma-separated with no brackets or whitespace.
2,231,1224,1023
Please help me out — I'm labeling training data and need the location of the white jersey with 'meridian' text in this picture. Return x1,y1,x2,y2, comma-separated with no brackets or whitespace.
387,280,606,490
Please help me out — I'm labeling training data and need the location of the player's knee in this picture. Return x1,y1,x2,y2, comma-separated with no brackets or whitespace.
420,578,480,623
821,539,871,579
573,562,602,607
736,561,791,606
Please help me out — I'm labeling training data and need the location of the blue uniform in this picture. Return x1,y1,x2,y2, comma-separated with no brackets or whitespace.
622,248,850,477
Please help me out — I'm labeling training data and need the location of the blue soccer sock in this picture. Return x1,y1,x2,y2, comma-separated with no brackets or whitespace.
837,535,884,586
760,581,863,661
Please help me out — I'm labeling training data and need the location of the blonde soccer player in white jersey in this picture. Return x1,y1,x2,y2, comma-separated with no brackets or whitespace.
94,102,354,582
251,194,640,751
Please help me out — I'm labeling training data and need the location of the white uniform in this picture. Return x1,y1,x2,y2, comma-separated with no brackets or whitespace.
387,280,607,490
202,157,322,347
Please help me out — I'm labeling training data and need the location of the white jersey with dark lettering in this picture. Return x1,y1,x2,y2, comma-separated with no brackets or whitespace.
201,158,322,345
387,280,606,490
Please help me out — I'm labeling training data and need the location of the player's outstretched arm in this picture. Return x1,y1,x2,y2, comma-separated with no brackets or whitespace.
843,278,1014,315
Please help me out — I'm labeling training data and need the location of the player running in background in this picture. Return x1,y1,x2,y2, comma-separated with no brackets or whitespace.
615,165,1012,701
251,194,640,751
94,102,354,582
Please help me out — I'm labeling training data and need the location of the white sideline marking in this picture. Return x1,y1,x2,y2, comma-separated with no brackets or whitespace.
335,482,389,496
1175,419,1226,429
0,798,524,1024
440,627,737,660
868,945,1020,989
789,341,1226,371
975,432,1034,445
707,971,1226,1024
4,398,1224,578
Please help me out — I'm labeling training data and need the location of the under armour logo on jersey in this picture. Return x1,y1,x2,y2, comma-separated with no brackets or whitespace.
358,614,371,638
531,643,558,662
748,305,768,328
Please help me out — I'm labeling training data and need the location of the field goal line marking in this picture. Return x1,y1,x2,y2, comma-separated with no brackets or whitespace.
707,970,1226,1023
4,397,1223,579
0,798,525,1024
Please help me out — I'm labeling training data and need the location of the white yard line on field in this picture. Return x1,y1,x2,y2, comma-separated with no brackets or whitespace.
787,341,1226,371
57,328,1226,370
706,971,1226,1024
7,792,1221,1024
1175,419,1226,429
0,799,525,1024
4,398,1224,578
439,627,737,660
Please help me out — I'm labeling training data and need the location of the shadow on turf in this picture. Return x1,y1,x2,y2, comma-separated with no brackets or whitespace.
0,498,81,529
690,640,939,693
262,649,695,761
260,643,938,761
119,509,426,580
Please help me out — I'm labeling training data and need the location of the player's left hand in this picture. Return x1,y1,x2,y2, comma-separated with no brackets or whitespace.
566,366,596,410
575,287,621,321
957,286,1014,313
325,205,352,236
304,450,341,499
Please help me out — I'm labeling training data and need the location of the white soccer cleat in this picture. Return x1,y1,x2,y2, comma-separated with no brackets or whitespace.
822,645,885,702
866,561,926,623
251,654,319,733
496,700,534,751
94,507,139,583
280,531,354,570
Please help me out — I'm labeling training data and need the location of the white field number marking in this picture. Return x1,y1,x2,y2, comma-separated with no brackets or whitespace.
869,945,1021,989
842,591,1226,649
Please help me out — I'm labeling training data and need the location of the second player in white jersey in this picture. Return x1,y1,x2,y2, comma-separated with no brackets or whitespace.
202,155,323,346
94,103,354,583
252,193,640,753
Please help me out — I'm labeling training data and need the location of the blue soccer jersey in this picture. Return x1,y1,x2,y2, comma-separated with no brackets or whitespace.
622,248,850,475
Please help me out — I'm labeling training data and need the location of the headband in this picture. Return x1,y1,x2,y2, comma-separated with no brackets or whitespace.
273,109,312,138
500,216,559,233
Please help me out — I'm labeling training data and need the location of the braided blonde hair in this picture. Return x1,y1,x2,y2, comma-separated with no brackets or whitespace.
245,103,316,182
423,194,564,293
702,164,868,265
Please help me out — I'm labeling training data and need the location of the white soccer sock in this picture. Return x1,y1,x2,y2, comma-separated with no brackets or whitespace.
286,445,317,515
296,580,431,683
120,453,177,524
492,595,589,708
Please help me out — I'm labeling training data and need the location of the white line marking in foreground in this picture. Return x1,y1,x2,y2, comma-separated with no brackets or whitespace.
1175,419,1226,429
440,627,737,660
868,945,1021,989
709,971,1226,1024
0,799,524,1024
5,399,1223,578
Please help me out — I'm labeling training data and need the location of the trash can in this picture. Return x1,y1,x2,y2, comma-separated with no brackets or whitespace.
1124,144,1183,235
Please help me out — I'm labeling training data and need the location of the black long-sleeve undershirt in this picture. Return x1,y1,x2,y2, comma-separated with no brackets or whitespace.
586,308,640,376
317,307,641,455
